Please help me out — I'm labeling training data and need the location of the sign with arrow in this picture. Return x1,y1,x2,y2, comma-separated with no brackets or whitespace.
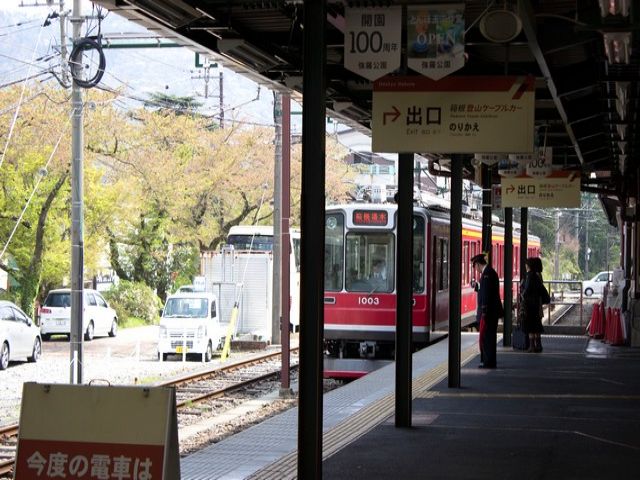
372,75,535,153
501,170,580,208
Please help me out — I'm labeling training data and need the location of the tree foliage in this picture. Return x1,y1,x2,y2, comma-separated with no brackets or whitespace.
0,83,356,312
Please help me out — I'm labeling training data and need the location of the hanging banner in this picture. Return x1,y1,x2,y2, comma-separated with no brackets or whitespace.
501,170,580,208
345,7,402,81
372,75,535,153
15,383,180,480
526,146,553,177
406,4,465,80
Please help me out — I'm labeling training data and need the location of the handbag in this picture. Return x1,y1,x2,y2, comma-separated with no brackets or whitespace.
512,304,530,350
540,283,551,305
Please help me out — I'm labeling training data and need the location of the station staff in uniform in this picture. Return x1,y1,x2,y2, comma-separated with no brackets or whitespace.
471,252,504,368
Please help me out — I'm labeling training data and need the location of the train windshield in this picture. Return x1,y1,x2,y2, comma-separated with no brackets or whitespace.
325,213,344,291
345,232,394,293
227,234,273,251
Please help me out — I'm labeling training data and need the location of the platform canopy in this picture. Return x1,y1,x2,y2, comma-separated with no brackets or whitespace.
94,0,639,224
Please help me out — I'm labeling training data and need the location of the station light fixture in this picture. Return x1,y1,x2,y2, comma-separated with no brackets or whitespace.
603,32,632,64
598,0,630,17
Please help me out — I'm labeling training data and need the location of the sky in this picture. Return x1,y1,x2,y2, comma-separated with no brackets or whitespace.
0,0,284,128
0,0,382,154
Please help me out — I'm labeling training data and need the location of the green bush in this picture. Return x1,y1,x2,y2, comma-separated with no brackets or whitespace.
103,281,162,326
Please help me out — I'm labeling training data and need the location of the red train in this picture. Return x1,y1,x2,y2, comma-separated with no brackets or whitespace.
323,203,540,365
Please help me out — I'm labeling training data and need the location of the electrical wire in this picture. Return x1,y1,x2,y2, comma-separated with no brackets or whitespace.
68,37,105,88
0,110,73,262
0,18,41,30
0,19,46,172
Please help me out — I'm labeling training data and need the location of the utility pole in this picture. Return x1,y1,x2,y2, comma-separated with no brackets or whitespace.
70,0,84,384
58,0,71,86
272,92,282,345
192,58,224,127
219,67,224,128
585,197,591,278
280,94,292,396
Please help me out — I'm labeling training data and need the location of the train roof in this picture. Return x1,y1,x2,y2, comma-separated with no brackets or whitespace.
325,203,541,243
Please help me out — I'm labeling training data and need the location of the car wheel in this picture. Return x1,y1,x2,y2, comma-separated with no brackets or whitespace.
585,287,594,296
108,319,118,337
0,342,9,370
204,342,213,362
84,321,95,341
28,338,42,363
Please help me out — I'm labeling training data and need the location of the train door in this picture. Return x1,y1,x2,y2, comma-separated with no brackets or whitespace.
430,225,450,331
412,215,428,341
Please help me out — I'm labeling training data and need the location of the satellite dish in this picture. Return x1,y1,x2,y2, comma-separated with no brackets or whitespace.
479,9,522,43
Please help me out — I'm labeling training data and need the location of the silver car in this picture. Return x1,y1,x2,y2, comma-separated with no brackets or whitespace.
0,300,42,370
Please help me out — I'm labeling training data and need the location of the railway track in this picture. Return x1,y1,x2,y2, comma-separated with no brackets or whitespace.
0,348,300,478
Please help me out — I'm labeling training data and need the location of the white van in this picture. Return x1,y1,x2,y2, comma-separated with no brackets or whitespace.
583,271,612,297
157,292,225,362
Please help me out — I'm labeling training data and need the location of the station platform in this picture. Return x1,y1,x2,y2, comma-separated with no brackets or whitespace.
181,333,640,479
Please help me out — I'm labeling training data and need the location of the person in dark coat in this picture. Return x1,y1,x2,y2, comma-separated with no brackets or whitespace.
520,257,545,352
472,252,504,368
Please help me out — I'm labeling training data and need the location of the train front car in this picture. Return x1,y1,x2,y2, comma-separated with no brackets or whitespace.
323,204,430,377
323,203,541,379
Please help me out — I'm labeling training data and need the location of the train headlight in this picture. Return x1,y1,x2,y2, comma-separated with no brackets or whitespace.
326,216,338,230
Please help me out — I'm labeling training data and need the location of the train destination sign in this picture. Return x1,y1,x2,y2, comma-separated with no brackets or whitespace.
353,209,389,226
501,170,580,208
15,383,180,480
372,75,535,153
344,7,401,81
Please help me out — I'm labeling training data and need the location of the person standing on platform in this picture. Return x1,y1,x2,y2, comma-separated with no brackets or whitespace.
521,257,546,352
471,252,504,368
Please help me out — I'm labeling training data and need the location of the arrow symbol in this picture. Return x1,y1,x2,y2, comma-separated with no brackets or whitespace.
506,184,515,194
383,105,401,125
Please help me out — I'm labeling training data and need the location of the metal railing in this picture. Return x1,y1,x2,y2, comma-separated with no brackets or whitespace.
504,279,589,328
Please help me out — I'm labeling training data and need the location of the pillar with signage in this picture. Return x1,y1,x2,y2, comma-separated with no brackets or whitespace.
15,383,180,480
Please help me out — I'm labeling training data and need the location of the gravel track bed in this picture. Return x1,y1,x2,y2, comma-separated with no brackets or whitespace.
1,341,342,478
0,354,208,426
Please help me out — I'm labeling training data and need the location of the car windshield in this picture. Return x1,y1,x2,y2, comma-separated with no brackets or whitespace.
163,298,208,318
44,293,70,307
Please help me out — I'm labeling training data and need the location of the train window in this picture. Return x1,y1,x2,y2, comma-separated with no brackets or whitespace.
345,232,394,293
325,213,344,291
413,216,425,293
462,241,470,285
438,237,449,291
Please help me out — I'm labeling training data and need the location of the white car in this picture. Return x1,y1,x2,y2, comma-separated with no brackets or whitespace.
0,300,42,370
583,271,612,297
39,288,118,341
157,292,225,362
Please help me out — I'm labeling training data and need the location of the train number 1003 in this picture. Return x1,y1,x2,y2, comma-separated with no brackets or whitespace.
358,296,380,305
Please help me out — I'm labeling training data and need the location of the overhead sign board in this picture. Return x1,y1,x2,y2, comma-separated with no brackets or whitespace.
15,383,180,480
406,4,465,80
372,75,535,153
345,7,401,81
501,171,580,208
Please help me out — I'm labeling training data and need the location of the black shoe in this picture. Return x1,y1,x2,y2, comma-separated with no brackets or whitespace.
477,364,485,369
